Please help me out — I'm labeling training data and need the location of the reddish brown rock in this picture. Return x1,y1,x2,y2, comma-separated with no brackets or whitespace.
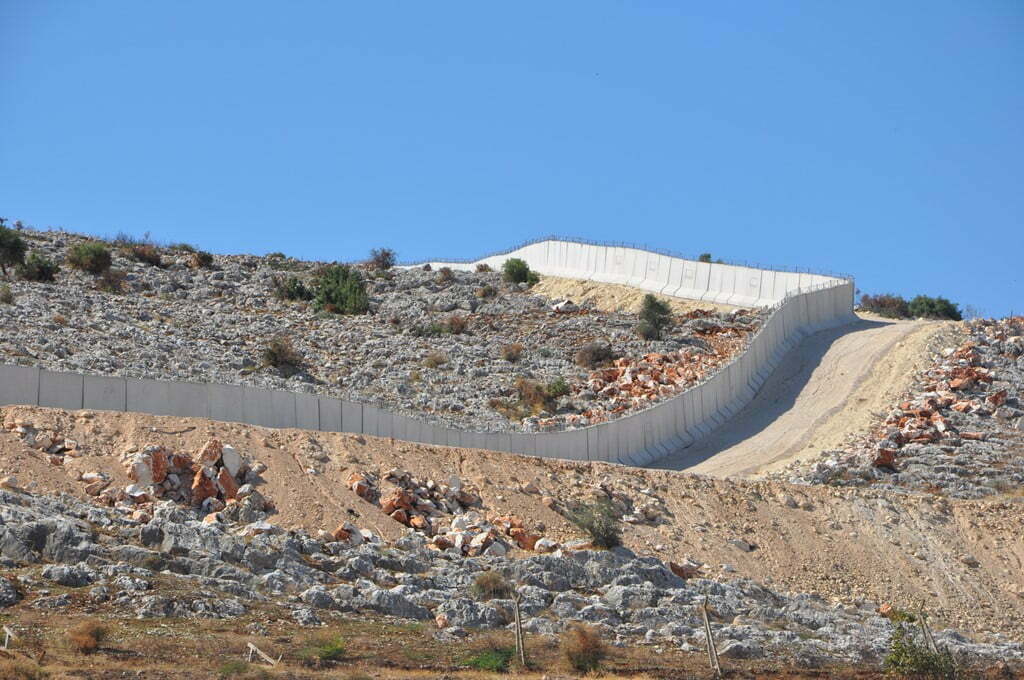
150,447,169,484
987,389,1008,407
669,561,701,579
216,467,240,500
389,508,409,525
331,524,351,541
873,449,897,470
197,439,223,468
190,469,218,506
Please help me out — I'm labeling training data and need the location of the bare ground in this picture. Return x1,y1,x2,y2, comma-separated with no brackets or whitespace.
532,276,738,315
2,404,1022,643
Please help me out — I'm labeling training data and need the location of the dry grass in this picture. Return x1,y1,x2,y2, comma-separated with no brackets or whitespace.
66,619,108,654
0,659,48,680
500,343,524,362
561,624,607,673
422,351,448,369
446,314,468,335
470,570,513,601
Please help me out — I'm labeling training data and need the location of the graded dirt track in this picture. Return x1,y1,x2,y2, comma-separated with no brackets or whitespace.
653,315,946,477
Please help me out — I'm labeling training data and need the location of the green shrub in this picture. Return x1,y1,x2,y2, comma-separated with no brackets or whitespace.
271,274,313,301
0,284,13,304
567,498,621,548
883,623,958,679
67,242,112,274
697,253,712,263
502,258,539,286
562,624,606,673
575,342,614,368
0,226,28,275
465,646,514,672
638,294,672,340
297,633,346,664
546,377,570,399
908,295,962,321
17,252,58,282
859,293,910,319
369,247,396,270
411,321,448,337
314,264,369,314
470,570,513,601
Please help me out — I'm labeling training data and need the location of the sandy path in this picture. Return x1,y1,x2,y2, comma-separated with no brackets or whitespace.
653,315,945,477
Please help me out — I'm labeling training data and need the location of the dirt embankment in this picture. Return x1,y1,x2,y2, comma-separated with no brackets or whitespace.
532,276,737,315
2,404,1021,642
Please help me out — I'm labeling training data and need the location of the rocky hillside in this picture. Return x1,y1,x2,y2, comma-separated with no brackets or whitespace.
0,226,763,433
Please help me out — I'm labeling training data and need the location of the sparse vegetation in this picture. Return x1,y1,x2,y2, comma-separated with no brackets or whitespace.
262,335,303,374
465,644,514,672
188,250,215,268
446,314,468,334
67,242,112,274
0,659,48,680
884,622,958,679
501,343,524,362
567,498,621,548
638,294,672,340
697,252,712,263
0,284,13,304
271,274,313,302
546,376,570,398
859,293,910,319
575,342,614,368
475,263,492,273
95,268,128,294
67,619,108,654
313,264,369,314
476,284,497,298
369,247,396,270
502,258,539,286
436,266,455,284
422,351,448,369
561,624,606,673
17,252,58,282
860,293,962,321
470,570,513,601
297,633,346,665
0,225,28,275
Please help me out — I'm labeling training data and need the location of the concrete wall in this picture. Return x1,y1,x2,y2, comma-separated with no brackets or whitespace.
0,240,856,467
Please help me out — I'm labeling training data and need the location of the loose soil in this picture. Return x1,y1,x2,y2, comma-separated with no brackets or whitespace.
533,276,738,315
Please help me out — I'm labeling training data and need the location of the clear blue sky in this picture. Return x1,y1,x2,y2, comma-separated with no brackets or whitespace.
2,2,1021,316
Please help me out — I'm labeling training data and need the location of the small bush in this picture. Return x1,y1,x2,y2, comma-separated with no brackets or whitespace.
636,320,658,340
67,242,112,274
266,251,286,260
908,295,962,321
95,268,127,294
476,284,497,299
314,264,369,314
127,243,162,267
297,633,346,664
0,225,28,275
638,294,672,340
471,570,513,601
502,258,539,286
422,351,448,369
67,619,108,654
884,623,957,679
475,263,492,273
465,646,514,672
217,660,251,678
0,659,48,680
421,263,432,271
501,343,524,362
562,624,606,673
189,250,214,269
410,321,448,337
17,252,58,282
575,342,614,368
436,266,455,284
369,247,396,270
515,378,552,415
567,498,621,548
272,274,313,302
697,253,712,263
168,242,196,253
262,335,303,374
446,314,468,334
0,284,13,304
859,293,910,319
546,377,570,399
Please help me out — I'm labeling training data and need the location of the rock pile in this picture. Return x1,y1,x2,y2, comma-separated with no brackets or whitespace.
780,317,1024,498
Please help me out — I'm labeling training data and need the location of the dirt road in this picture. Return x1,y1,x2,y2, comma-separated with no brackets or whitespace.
653,315,945,477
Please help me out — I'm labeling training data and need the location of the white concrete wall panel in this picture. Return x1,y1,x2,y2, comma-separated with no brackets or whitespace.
207,384,245,424
39,370,83,411
623,249,646,288
127,378,171,417
82,375,126,412
318,397,343,432
0,365,40,406
341,401,362,434
295,393,320,431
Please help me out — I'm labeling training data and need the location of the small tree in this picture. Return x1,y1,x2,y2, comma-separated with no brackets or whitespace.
17,252,59,282
908,295,962,321
567,498,621,548
697,253,712,263
314,264,369,314
638,294,672,340
502,258,539,286
0,226,27,275
369,247,396,270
